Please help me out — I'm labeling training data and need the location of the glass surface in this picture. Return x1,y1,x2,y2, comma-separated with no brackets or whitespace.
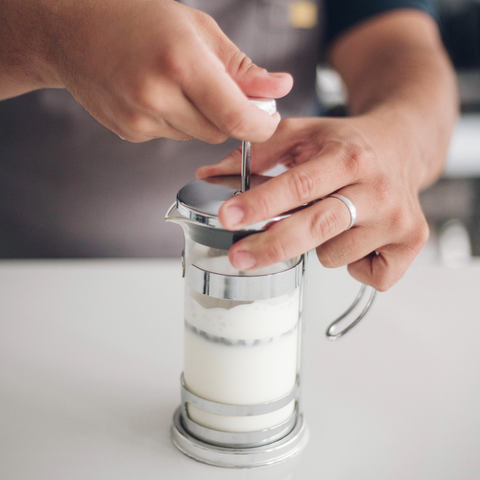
182,237,304,433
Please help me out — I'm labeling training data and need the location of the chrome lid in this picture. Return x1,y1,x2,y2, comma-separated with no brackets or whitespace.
176,175,294,231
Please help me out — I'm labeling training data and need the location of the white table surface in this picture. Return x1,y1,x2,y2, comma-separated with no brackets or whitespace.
1,254,480,480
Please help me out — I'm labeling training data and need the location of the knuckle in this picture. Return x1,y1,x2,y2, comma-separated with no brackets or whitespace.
407,218,430,254
253,190,276,219
204,131,229,145
123,111,152,136
222,113,251,139
124,77,161,115
229,51,254,76
160,47,190,83
194,10,219,31
341,142,364,179
310,208,340,244
372,272,395,292
418,220,430,247
374,178,395,204
265,238,288,264
388,205,429,248
289,169,316,204
316,244,341,269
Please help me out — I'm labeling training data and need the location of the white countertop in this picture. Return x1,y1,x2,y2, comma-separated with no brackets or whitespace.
1,254,479,479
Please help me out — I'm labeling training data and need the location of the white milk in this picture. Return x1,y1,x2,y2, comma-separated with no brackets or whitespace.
183,283,300,433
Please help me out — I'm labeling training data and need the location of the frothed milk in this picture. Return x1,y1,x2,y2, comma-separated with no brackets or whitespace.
184,274,301,433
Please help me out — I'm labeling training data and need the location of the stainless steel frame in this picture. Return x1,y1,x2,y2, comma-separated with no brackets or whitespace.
181,374,299,416
186,260,303,301
171,408,309,468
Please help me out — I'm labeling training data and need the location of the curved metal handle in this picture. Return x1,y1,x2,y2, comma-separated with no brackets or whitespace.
325,284,377,340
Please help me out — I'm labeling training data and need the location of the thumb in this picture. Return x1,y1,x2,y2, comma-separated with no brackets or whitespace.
230,62,294,100
196,13,293,99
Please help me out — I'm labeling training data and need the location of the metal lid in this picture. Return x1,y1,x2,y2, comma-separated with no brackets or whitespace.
177,175,294,231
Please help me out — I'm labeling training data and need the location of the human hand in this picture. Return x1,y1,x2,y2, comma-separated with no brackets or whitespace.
196,115,431,291
1,0,292,143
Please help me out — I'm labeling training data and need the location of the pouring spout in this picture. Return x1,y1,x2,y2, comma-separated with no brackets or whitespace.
165,202,193,226
165,202,181,223
165,202,198,231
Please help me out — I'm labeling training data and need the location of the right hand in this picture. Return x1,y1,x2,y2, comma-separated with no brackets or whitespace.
3,0,293,143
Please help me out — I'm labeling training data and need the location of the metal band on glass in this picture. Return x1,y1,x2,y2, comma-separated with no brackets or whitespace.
180,375,300,448
181,374,299,416
181,404,298,448
186,259,303,301
172,407,308,468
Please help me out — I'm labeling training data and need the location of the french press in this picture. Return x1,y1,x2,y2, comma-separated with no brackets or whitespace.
165,99,376,468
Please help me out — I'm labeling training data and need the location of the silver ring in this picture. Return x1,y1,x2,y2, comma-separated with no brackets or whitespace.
329,194,357,230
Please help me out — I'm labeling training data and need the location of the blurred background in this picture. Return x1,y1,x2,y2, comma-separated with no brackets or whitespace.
317,0,480,268
423,0,480,265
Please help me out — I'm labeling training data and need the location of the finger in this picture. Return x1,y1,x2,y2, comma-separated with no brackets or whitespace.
196,148,243,179
196,143,276,179
230,66,293,100
159,87,231,144
105,107,194,143
316,214,429,291
111,71,232,143
196,118,312,178
180,36,285,142
218,141,361,230
198,13,293,99
227,196,356,271
347,243,424,291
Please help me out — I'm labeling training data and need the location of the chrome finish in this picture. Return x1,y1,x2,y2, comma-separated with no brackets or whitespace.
165,202,201,229
181,374,299,416
181,403,298,448
325,284,377,340
240,99,276,194
186,258,303,301
249,98,277,115
330,193,357,230
241,141,252,193
175,175,288,230
172,408,309,468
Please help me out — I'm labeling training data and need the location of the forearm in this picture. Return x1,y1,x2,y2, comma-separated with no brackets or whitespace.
0,0,62,99
328,9,458,190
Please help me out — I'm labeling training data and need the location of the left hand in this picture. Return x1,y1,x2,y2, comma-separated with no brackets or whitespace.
196,115,430,292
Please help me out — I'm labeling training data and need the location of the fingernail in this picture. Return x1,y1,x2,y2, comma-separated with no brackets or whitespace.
232,251,256,271
225,205,244,227
267,71,289,78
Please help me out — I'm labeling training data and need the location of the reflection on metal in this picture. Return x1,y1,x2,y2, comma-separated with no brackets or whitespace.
181,403,298,449
241,141,251,193
171,407,309,468
187,259,303,300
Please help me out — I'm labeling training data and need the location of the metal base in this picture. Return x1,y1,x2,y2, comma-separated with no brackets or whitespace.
171,407,309,469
